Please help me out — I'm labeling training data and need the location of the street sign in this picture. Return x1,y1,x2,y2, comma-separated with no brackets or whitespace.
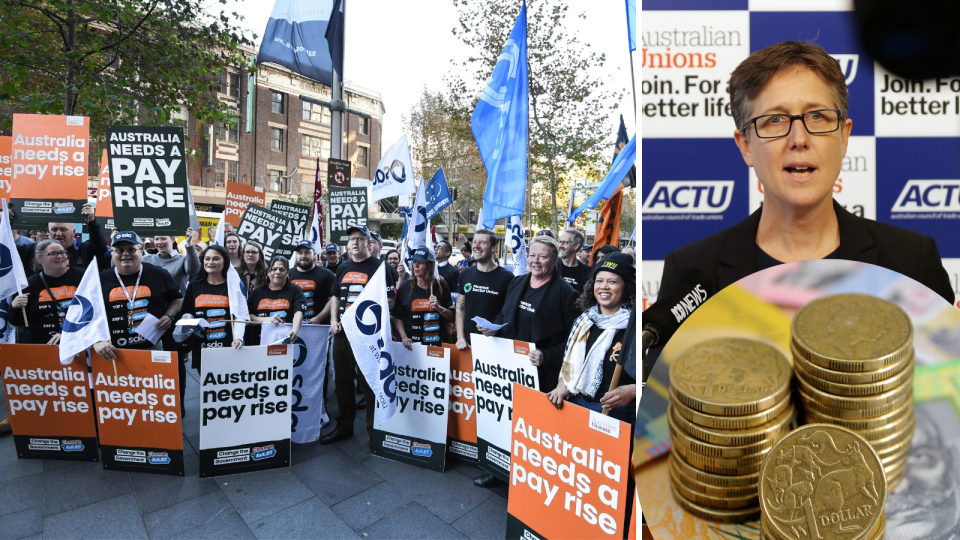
327,158,351,189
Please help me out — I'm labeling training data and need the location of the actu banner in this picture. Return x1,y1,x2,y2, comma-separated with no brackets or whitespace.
236,203,293,259
471,336,539,481
92,349,184,475
371,344,450,472
328,186,368,246
94,150,114,230
224,180,266,228
445,344,478,465
106,126,191,234
506,385,631,540
10,114,89,227
0,346,98,462
198,345,293,478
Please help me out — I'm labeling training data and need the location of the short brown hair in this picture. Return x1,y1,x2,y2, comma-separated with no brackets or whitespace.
729,41,848,132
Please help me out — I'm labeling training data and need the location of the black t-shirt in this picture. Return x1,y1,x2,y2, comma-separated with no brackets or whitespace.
392,278,452,344
290,265,335,322
559,262,592,294
332,257,397,319
458,265,515,342
583,326,635,403
438,262,459,293
325,260,341,275
100,264,183,349
756,245,839,271
245,284,307,346
178,280,233,354
10,267,85,344
515,282,547,343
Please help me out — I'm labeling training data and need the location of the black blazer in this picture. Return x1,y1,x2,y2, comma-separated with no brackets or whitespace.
660,200,955,305
494,269,580,392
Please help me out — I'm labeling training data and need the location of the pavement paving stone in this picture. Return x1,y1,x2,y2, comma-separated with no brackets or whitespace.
360,501,469,540
249,497,360,540
181,398,202,439
291,447,383,506
0,507,43,540
289,435,337,464
451,495,509,540
129,452,219,515
335,417,374,463
0,473,43,518
168,506,255,540
181,437,196,457
183,374,201,401
42,493,148,540
216,466,315,524
329,478,415,531
42,460,132,516
142,489,236,539
0,442,43,485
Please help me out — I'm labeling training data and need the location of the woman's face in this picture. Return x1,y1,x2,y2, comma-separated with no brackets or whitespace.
386,252,400,268
203,250,225,276
413,261,428,278
39,243,69,273
243,246,260,265
593,272,624,312
733,66,852,212
527,242,556,279
225,237,241,254
269,262,288,285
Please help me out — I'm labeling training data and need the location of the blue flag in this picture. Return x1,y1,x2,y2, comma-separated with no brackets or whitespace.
626,0,636,52
568,134,636,223
472,1,528,229
258,0,338,86
325,0,345,78
424,168,452,220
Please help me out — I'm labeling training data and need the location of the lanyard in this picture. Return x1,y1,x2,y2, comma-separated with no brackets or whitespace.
38,272,65,329
114,266,143,327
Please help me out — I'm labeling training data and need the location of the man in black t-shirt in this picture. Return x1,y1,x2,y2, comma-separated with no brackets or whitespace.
558,228,591,294
455,229,514,348
290,240,335,324
436,240,459,293
322,225,397,446
323,243,342,274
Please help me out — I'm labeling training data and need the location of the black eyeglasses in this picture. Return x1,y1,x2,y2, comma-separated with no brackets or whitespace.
742,109,843,139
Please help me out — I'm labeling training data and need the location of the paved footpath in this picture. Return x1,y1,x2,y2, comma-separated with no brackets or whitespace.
0,366,509,539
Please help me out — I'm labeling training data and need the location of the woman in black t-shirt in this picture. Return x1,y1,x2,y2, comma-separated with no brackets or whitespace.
177,245,242,372
10,239,84,344
391,246,453,348
246,256,306,346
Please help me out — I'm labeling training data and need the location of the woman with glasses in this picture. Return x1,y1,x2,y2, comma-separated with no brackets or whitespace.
9,239,85,344
658,41,953,304
245,256,306,347
238,241,269,293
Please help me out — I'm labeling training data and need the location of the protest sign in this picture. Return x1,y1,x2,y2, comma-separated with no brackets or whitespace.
224,180,265,227
506,384,631,540
10,114,89,226
327,157,351,188
94,150,115,230
445,344,479,465
196,211,221,242
0,136,11,201
328,186,368,247
0,345,98,461
372,344,450,472
260,324,331,443
235,203,292,259
270,200,310,242
91,349,184,475
106,126,190,234
471,335,539,481
198,344,293,477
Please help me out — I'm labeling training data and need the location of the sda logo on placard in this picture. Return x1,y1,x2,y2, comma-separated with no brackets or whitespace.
890,180,960,216
642,180,734,215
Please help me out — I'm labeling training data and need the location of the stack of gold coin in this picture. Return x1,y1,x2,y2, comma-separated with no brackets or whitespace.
791,294,914,490
668,338,794,523
759,424,886,540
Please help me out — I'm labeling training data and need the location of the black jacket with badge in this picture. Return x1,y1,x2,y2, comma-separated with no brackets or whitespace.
493,268,580,392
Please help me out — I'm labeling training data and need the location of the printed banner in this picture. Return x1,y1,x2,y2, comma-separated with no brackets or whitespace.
0,136,11,202
372,344,450,472
445,344,479,465
270,200,311,243
471,335,539,481
94,150,115,230
0,346,98,461
91,349,184,475
198,345,293,478
506,385,631,540
235,203,293,259
10,114,89,226
328,186,368,246
260,324,331,443
106,126,190,234
224,180,266,227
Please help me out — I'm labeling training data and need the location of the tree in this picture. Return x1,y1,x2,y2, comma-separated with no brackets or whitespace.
449,0,623,233
0,0,254,133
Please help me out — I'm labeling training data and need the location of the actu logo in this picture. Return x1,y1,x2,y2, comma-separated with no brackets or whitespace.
891,180,960,213
642,181,734,214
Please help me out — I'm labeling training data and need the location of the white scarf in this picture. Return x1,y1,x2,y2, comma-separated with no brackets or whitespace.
560,306,631,397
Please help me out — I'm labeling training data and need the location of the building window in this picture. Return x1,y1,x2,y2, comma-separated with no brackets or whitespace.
219,72,240,98
302,135,330,159
271,91,284,114
269,170,284,192
357,146,368,168
301,101,330,125
217,121,239,143
215,160,238,188
359,117,369,135
271,128,283,151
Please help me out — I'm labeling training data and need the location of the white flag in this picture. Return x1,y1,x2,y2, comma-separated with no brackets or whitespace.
508,215,528,277
58,258,110,364
261,323,331,442
186,184,201,230
227,264,249,340
213,212,226,247
0,199,29,299
405,179,440,279
371,134,416,202
309,208,324,254
341,264,397,425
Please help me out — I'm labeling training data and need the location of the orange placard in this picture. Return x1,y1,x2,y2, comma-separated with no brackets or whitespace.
91,348,184,476
94,150,114,228
224,180,265,227
506,384,631,540
443,343,478,464
0,136,11,201
0,345,98,461
10,114,89,225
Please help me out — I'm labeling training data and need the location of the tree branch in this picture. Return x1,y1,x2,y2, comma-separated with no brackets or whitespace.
76,0,157,64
